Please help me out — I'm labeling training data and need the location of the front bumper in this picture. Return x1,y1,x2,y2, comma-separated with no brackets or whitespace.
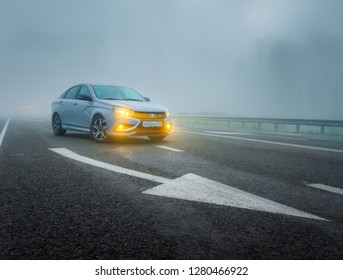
108,113,172,137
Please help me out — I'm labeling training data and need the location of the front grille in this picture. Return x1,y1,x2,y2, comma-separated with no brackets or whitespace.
133,112,166,119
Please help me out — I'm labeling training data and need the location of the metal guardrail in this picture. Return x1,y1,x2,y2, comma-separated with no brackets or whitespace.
172,115,343,134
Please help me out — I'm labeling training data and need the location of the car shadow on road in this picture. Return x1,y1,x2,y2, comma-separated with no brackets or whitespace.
62,132,170,146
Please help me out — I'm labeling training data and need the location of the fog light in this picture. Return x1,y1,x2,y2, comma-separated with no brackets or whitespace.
166,123,172,132
115,123,134,132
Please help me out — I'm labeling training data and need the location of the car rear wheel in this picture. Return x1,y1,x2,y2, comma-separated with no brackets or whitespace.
148,135,167,142
52,114,66,136
91,115,109,142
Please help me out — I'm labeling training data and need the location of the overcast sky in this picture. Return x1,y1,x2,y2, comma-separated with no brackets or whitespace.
1,0,343,118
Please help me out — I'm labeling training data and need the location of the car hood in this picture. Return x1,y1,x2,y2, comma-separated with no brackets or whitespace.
101,100,167,113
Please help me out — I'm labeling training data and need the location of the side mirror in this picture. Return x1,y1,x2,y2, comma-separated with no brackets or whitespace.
144,97,150,102
79,94,92,101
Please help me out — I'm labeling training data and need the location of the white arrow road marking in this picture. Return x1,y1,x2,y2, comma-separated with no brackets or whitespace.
143,173,327,221
156,146,184,152
175,130,343,154
0,118,10,149
49,148,327,221
305,182,343,196
49,148,170,184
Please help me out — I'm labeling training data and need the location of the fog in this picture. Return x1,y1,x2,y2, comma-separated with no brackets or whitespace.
1,0,343,119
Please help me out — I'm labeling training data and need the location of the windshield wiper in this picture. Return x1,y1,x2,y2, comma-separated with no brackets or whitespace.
121,99,143,101
102,98,119,100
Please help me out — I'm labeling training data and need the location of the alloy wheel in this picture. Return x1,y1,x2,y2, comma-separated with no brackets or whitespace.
91,117,109,141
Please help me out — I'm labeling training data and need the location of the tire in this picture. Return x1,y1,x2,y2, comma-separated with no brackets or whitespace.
91,115,109,142
148,135,167,142
52,114,66,136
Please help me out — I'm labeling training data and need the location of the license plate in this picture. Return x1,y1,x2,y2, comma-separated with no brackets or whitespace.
143,121,162,128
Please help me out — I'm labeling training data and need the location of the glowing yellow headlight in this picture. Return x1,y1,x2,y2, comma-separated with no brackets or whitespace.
114,108,134,117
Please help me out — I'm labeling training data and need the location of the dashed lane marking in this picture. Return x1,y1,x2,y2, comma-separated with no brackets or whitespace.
156,146,184,152
49,148,327,221
305,182,343,196
0,118,10,149
175,130,343,154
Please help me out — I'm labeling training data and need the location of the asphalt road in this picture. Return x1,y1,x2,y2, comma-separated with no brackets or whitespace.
0,116,343,259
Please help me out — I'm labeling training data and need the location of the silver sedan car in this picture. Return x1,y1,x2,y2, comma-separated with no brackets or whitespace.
51,84,172,142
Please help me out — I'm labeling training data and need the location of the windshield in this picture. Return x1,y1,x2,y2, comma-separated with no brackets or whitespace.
92,85,146,101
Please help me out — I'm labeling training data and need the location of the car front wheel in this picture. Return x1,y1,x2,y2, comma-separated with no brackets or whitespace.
91,115,109,142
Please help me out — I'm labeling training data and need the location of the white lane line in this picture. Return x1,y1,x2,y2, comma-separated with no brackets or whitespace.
156,146,184,152
205,130,307,141
259,135,308,141
204,131,250,135
16,103,38,110
49,148,327,220
0,118,10,148
49,148,170,184
144,173,327,221
175,130,343,154
205,130,307,140
21,119,44,122
305,182,343,196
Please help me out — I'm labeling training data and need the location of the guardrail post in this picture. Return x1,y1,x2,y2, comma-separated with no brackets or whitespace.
296,124,300,133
